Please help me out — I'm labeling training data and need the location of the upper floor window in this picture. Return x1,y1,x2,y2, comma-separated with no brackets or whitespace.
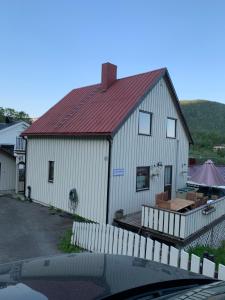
48,161,54,182
166,118,176,138
138,111,152,136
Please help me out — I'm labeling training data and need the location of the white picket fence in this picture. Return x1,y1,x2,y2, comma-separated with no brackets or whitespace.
71,221,225,280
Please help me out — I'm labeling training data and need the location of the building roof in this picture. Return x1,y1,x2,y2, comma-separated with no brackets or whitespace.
22,64,193,143
0,122,19,131
0,148,15,160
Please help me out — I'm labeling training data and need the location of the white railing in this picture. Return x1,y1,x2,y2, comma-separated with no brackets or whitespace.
71,221,225,280
142,196,225,239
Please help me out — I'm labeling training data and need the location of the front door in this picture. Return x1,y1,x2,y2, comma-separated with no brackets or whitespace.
164,165,172,200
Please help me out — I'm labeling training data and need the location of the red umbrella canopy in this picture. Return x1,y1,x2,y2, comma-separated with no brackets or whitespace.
190,160,225,186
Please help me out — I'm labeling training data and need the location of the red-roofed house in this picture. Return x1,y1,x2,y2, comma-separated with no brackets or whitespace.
22,63,192,223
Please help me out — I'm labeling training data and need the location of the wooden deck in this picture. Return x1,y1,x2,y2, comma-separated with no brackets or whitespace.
114,211,142,232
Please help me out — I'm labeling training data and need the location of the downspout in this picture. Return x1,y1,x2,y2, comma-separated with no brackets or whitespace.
22,136,27,196
175,139,179,193
106,137,112,224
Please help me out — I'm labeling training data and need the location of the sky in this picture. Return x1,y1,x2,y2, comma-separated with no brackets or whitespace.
0,0,225,117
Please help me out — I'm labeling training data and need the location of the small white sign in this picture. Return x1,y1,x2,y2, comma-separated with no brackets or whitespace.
113,168,125,176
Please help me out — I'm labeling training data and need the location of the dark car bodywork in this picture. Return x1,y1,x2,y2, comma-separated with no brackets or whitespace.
0,253,217,299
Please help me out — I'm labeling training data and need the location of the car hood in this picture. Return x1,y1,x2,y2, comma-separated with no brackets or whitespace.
0,253,212,300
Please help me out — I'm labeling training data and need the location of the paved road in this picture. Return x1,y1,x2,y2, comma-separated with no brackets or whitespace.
0,196,73,264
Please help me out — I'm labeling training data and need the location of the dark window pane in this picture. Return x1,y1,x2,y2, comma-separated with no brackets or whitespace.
136,167,150,191
139,111,151,135
48,161,54,182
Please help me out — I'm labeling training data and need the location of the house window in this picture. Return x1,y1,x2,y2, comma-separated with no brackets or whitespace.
138,111,152,135
136,167,150,191
166,118,176,138
48,161,54,182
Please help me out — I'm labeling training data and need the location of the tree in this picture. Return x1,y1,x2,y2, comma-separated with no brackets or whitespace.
0,107,31,123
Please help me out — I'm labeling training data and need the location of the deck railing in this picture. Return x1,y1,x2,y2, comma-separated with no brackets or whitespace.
142,196,225,239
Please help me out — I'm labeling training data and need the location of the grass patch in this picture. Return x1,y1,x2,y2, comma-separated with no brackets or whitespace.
58,229,83,253
73,213,93,223
189,242,225,268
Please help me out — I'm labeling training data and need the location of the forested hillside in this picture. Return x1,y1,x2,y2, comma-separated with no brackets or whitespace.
180,100,225,163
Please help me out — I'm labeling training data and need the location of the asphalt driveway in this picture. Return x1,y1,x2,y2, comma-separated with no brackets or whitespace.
0,195,73,264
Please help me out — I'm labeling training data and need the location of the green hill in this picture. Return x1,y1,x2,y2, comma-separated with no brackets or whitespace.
180,100,225,163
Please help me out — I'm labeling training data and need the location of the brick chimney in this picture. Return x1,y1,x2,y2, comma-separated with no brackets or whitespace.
101,62,117,90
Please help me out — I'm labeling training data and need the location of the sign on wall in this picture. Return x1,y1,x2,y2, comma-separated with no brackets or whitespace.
113,168,125,176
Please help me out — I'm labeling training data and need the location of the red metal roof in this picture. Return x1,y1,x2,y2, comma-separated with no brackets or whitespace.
22,67,192,142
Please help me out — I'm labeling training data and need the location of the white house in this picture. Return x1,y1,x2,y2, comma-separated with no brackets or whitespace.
0,120,30,193
22,63,192,224
0,148,16,192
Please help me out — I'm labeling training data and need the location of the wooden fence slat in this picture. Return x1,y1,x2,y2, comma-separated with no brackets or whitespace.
94,224,100,252
169,213,174,236
139,236,146,259
146,238,153,261
174,214,180,237
158,210,164,232
87,223,92,251
169,246,179,267
113,227,119,254
108,225,114,254
127,231,134,256
97,224,103,252
144,207,149,227
180,250,189,270
100,224,106,253
104,225,110,254
161,243,169,264
71,222,75,245
90,223,95,251
202,258,215,278
163,211,169,234
153,209,159,231
153,241,161,262
122,230,128,255
149,208,154,228
190,254,200,274
118,228,123,255
133,234,140,257
179,216,186,239
218,264,225,280
141,206,145,226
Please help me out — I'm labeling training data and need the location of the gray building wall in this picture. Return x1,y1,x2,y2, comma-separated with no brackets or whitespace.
108,78,189,223
0,152,16,192
26,137,109,223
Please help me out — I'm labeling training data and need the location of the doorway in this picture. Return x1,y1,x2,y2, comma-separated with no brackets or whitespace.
164,165,172,200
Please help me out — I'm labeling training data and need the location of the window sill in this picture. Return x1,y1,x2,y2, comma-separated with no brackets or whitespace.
138,133,152,137
48,180,54,183
166,136,176,139
136,188,150,192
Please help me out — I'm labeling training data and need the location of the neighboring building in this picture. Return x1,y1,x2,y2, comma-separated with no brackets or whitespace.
0,119,30,193
213,145,225,152
0,148,16,192
22,63,192,224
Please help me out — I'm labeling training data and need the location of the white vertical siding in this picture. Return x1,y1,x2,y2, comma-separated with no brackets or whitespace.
0,153,16,191
26,137,109,223
108,78,189,223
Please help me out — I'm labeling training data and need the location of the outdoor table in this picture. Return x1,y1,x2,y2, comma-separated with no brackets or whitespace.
167,198,195,212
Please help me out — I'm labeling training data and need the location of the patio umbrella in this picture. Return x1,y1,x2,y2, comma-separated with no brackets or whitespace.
190,160,225,186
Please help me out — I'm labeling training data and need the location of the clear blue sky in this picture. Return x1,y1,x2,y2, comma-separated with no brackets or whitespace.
0,0,225,117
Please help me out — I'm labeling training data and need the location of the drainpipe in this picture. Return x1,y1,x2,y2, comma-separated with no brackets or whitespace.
22,136,27,196
175,139,179,193
106,137,112,224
